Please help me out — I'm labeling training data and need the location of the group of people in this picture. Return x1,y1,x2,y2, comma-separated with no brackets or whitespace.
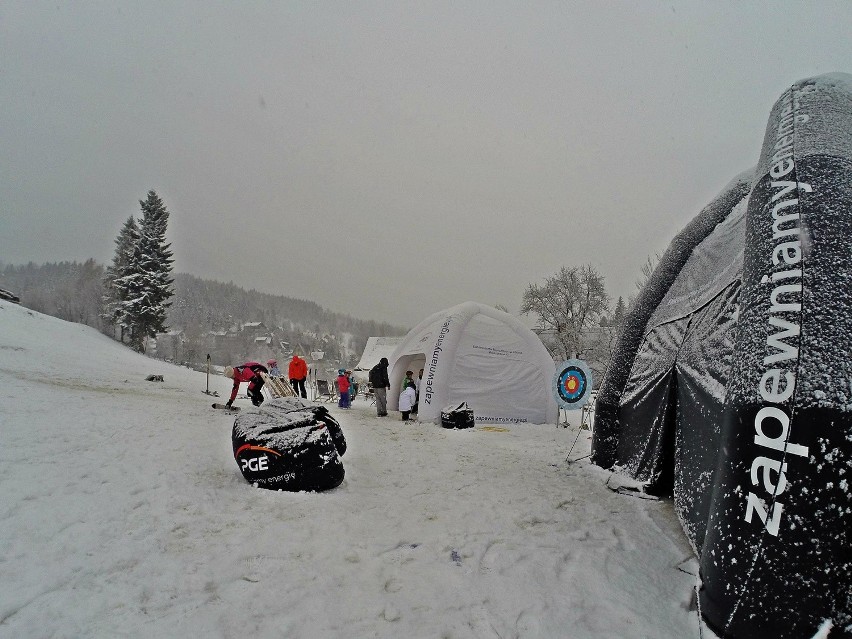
368,358,422,421
223,354,420,421
222,353,310,408
335,369,358,409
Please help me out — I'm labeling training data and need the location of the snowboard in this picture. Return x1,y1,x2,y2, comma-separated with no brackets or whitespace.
212,403,240,412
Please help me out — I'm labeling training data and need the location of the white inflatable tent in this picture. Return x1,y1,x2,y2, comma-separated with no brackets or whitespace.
388,302,558,425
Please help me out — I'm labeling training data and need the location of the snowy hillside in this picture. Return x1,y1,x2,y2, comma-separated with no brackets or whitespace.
0,300,699,638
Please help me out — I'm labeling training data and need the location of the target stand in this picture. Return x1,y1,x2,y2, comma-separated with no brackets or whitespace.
552,360,593,428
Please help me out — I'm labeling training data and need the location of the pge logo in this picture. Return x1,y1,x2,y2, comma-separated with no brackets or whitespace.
235,444,281,473
241,455,268,472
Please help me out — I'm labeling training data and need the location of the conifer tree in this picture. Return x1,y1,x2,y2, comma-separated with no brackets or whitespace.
117,191,175,352
612,296,627,327
102,215,140,342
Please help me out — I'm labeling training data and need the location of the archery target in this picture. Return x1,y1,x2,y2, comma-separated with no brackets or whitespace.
552,360,593,409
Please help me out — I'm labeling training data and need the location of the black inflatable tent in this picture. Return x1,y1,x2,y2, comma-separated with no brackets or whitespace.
592,73,852,638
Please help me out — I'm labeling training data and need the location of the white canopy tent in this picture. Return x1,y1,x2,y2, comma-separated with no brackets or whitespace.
352,337,404,381
387,302,558,425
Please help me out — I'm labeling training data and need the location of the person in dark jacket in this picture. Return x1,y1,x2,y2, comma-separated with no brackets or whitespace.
224,362,268,407
347,370,358,404
368,357,391,417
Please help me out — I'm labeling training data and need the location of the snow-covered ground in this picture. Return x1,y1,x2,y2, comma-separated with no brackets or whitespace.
0,300,699,638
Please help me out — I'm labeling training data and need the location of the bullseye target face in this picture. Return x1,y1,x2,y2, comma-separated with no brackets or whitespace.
552,360,593,409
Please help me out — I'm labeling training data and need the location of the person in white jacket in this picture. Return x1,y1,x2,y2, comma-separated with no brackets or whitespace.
399,381,417,422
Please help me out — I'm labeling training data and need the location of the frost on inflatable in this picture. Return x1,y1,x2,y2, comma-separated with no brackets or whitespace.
592,73,852,638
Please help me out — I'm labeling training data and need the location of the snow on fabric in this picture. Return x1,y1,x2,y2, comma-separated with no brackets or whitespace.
387,301,558,425
0,298,701,637
592,72,852,638
699,72,852,639
257,396,348,456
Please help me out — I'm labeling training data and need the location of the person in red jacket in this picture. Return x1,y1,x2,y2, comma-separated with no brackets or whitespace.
288,354,308,398
224,362,268,407
337,368,351,409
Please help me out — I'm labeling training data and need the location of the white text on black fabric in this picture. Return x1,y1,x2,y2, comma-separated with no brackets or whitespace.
744,88,810,537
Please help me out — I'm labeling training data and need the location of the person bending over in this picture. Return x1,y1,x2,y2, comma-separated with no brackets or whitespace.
224,362,268,407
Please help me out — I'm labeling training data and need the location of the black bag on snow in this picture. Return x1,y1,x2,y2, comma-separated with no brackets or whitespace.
232,398,345,492
440,402,475,429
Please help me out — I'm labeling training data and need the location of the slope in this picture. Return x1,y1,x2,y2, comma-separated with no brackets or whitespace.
0,300,698,638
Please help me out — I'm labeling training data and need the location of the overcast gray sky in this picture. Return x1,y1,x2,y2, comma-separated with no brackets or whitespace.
2,2,851,328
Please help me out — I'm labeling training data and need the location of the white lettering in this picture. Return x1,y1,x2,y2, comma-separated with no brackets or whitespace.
770,158,794,179
764,317,800,364
750,456,789,495
770,180,799,202
769,283,802,314
759,368,795,403
743,92,812,537
241,455,269,472
772,241,801,266
754,406,809,458
771,198,800,240
745,492,783,536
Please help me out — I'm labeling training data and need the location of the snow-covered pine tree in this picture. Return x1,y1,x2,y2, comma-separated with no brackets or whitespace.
117,191,175,352
102,215,140,342
612,296,627,327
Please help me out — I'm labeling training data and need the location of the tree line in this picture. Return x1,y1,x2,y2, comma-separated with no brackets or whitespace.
0,189,406,368
2,187,655,383
1,264,407,367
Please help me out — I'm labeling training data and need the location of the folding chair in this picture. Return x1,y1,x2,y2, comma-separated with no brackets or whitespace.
315,379,337,403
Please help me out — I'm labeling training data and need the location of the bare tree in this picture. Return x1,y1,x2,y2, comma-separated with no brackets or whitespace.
520,264,610,360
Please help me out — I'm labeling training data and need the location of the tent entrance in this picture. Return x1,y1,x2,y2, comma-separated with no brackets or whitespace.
388,354,427,414
391,354,426,389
